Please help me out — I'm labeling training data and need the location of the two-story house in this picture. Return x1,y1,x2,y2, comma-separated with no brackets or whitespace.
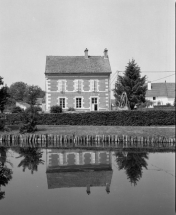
45,49,112,112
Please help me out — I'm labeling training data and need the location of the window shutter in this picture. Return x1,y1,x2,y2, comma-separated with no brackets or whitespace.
75,80,78,91
90,80,94,92
58,80,62,92
95,80,98,92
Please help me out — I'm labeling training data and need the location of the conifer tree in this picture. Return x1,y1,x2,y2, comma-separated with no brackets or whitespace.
113,59,147,110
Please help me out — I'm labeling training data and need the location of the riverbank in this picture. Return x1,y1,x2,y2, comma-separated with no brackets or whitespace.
1,125,175,138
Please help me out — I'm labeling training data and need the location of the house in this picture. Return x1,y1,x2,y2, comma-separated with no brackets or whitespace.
46,149,113,194
146,82,175,106
45,49,112,112
16,101,30,110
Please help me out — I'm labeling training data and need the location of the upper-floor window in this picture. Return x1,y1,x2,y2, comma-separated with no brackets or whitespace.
90,80,98,92
58,80,66,93
153,97,156,100
75,80,83,92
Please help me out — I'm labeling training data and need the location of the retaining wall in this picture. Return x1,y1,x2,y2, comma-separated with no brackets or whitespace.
0,134,175,149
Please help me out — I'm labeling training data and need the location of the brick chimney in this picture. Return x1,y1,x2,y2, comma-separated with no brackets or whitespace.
84,48,88,59
148,81,151,90
104,48,108,59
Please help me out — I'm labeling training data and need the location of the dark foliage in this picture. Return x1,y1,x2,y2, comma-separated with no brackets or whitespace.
11,106,24,113
19,106,39,133
0,118,5,131
115,152,148,186
9,82,27,101
0,85,10,113
0,147,13,200
2,110,175,126
113,59,147,110
16,147,44,174
67,107,75,111
50,105,62,113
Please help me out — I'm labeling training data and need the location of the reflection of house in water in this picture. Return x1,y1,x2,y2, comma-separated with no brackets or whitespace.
46,149,113,194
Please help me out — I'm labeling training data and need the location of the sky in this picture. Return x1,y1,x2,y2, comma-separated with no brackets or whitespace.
0,0,175,93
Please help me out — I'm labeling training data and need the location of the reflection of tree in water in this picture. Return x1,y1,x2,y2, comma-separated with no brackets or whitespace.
0,147,13,200
16,147,44,174
115,151,148,186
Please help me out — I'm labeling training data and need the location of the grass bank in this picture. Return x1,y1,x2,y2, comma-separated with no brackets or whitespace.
1,125,175,138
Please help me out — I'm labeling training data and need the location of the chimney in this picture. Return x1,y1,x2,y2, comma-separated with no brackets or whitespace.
148,81,151,90
84,48,88,59
104,48,108,59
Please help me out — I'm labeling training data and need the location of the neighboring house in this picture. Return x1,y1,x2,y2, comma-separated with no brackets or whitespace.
146,82,175,106
16,101,30,110
45,49,112,112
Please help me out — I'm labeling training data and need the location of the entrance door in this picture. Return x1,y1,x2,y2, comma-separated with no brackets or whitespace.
91,98,98,111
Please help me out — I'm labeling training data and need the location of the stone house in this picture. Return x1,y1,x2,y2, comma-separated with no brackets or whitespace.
45,49,112,112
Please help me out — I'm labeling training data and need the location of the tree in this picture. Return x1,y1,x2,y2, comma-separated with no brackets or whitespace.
16,147,44,174
0,77,9,113
113,59,147,110
115,151,148,186
9,82,27,101
24,85,44,106
9,82,45,103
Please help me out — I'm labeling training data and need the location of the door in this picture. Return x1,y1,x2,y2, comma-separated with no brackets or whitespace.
91,98,98,111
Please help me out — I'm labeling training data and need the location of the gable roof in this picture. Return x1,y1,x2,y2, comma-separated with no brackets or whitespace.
16,101,30,108
146,83,175,98
45,56,112,74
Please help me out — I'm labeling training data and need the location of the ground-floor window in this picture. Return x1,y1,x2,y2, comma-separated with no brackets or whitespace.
59,98,65,108
76,98,82,108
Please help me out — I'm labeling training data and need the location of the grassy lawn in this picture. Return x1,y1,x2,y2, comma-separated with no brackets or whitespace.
0,125,175,138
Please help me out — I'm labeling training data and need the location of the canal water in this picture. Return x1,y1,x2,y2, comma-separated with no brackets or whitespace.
0,147,175,215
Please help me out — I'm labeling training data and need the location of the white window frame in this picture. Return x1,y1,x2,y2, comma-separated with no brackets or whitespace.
58,80,66,93
90,80,98,92
57,97,67,109
74,79,83,92
75,97,82,109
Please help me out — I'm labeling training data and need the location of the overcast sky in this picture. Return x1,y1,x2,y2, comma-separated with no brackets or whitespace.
0,0,175,92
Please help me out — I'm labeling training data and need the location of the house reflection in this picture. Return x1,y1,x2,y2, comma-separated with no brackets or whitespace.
46,149,113,194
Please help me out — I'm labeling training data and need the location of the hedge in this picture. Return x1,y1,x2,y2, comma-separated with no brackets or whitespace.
1,110,175,126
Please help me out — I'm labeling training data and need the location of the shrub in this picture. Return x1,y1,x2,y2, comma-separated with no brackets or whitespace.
50,105,62,113
0,118,5,131
166,103,172,107
68,107,75,111
11,106,24,113
2,110,175,126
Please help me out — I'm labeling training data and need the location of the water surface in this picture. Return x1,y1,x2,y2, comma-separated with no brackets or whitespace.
0,148,175,215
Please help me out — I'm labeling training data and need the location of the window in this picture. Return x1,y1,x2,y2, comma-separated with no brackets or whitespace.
153,97,156,100
90,80,98,92
75,80,82,92
59,98,65,108
58,80,66,93
76,98,82,108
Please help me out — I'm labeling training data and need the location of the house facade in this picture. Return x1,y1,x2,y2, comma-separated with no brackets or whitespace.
146,82,175,106
45,49,112,112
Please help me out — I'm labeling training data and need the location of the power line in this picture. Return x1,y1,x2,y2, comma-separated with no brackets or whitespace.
151,74,175,82
117,71,175,73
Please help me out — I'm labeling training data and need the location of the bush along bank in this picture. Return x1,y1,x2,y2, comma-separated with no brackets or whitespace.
1,110,175,126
